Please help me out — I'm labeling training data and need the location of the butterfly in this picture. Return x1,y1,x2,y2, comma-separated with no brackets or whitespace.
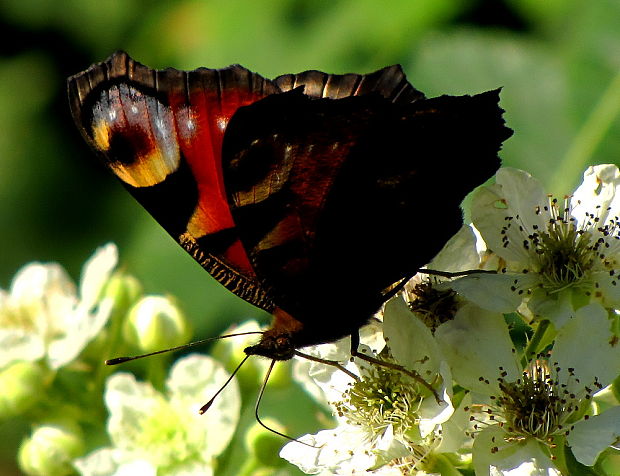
67,51,512,363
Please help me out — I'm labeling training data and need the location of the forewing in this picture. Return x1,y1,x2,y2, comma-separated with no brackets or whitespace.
67,51,277,311
274,64,424,103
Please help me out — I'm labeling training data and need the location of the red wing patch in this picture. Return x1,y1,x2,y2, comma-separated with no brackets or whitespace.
68,51,278,310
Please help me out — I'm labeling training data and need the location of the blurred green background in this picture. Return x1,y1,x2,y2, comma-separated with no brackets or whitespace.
1,0,619,474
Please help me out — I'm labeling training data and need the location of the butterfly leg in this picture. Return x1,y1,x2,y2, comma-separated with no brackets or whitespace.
293,350,359,381
349,332,442,403
350,331,361,356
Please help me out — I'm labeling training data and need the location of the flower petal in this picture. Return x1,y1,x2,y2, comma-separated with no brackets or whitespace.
114,460,158,476
10,262,75,304
427,225,481,273
47,298,113,369
73,447,121,476
280,425,381,474
472,168,549,264
79,243,118,310
293,339,361,408
104,373,165,447
0,329,45,368
567,405,620,466
473,427,561,476
435,304,520,394
591,270,620,309
448,273,534,313
418,361,454,436
383,297,441,373
167,354,240,456
571,164,620,228
552,303,620,392
437,393,472,453
526,288,574,329
74,448,160,476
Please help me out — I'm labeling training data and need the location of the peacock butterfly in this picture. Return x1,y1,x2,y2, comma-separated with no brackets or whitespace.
67,51,512,362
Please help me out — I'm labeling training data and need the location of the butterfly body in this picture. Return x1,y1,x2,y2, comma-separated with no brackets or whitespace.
68,51,512,360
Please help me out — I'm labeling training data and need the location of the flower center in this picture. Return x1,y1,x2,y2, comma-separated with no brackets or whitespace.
133,401,203,469
406,279,458,332
472,359,602,447
497,360,576,441
0,305,38,331
335,360,422,439
534,217,595,292
506,197,620,293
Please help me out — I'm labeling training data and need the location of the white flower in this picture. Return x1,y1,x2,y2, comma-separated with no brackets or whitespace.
435,302,620,474
74,354,241,476
281,298,454,475
451,166,620,327
403,225,483,332
0,243,117,369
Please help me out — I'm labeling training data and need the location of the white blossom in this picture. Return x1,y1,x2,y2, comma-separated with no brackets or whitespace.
452,166,620,327
435,302,620,474
282,298,453,474
74,354,240,476
0,243,117,369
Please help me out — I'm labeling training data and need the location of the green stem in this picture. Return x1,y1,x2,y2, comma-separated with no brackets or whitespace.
237,457,262,476
550,435,569,475
146,355,166,390
549,68,620,195
423,453,463,476
522,319,551,366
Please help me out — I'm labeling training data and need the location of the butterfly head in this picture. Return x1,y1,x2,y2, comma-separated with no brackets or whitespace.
244,332,296,361
243,307,305,361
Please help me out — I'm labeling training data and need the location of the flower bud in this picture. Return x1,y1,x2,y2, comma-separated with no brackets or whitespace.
103,272,143,313
245,418,287,468
599,450,620,476
0,361,46,418
18,421,84,476
124,295,191,352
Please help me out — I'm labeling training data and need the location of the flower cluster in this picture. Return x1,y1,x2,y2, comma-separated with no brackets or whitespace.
282,165,620,475
282,299,454,474
74,355,240,476
3,165,620,476
0,245,253,476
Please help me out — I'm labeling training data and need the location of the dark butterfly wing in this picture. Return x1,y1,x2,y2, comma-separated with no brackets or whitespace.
67,51,280,311
223,88,512,347
67,52,430,317
274,64,425,103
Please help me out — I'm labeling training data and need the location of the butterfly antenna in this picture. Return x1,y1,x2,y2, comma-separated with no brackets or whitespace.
105,331,263,365
199,354,251,414
255,359,316,448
